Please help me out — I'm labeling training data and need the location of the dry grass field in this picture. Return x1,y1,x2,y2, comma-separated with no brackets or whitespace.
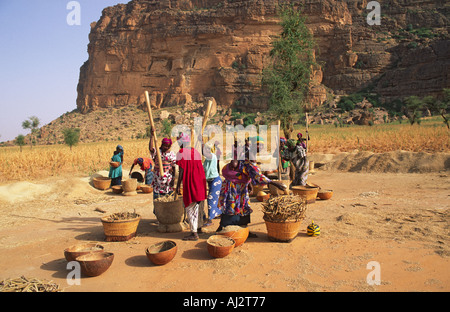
1,117,448,184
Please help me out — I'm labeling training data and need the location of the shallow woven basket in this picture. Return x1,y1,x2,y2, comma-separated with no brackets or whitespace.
264,217,303,243
101,215,141,242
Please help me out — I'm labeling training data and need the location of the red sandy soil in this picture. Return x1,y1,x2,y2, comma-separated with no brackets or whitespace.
0,164,448,293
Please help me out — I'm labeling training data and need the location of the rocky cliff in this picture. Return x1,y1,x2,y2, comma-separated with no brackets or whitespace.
76,0,449,114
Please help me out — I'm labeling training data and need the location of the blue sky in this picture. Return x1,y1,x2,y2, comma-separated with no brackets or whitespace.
0,0,126,142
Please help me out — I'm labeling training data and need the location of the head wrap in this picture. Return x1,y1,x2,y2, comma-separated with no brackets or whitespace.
297,133,303,139
116,145,124,151
161,138,172,146
280,137,287,144
137,158,144,165
177,132,190,144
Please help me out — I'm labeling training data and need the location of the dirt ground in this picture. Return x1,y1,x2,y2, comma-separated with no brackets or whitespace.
0,153,449,293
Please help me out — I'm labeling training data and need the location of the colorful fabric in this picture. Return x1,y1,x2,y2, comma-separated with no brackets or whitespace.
152,150,176,195
219,160,271,217
176,147,207,207
221,162,250,185
134,157,153,171
207,176,222,220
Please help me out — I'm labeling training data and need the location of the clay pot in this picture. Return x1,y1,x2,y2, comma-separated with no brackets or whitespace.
318,190,333,200
76,252,114,277
141,185,153,194
146,241,177,266
207,235,235,258
218,226,249,247
64,243,105,262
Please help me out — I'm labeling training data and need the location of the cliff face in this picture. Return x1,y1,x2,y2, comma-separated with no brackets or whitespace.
76,0,449,114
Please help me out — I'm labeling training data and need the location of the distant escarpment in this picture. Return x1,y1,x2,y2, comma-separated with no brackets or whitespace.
76,0,449,114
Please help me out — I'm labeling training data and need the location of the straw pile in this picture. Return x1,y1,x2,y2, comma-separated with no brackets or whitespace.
0,276,60,292
104,212,140,221
262,195,307,222
154,194,176,203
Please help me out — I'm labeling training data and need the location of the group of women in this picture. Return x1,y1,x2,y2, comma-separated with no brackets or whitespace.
107,129,309,242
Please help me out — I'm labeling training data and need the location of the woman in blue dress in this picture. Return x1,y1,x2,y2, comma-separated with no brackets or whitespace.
109,145,124,187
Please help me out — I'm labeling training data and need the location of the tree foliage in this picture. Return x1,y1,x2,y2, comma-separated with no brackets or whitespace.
262,4,317,139
15,134,26,152
62,128,81,151
22,116,40,148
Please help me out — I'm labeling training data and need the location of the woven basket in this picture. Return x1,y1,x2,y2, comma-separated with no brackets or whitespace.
154,199,184,225
264,218,302,242
101,215,141,242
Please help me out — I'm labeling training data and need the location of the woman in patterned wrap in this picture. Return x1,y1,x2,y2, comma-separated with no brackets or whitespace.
217,159,286,237
149,134,176,199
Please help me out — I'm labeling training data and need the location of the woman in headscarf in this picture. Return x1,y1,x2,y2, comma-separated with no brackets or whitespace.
175,132,207,241
285,139,309,188
149,134,177,199
297,132,310,151
129,157,154,185
217,159,286,237
109,145,124,187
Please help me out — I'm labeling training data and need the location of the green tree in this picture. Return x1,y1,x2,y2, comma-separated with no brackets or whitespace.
62,128,81,151
424,90,450,129
404,96,424,125
22,116,40,149
15,134,26,152
262,4,318,139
